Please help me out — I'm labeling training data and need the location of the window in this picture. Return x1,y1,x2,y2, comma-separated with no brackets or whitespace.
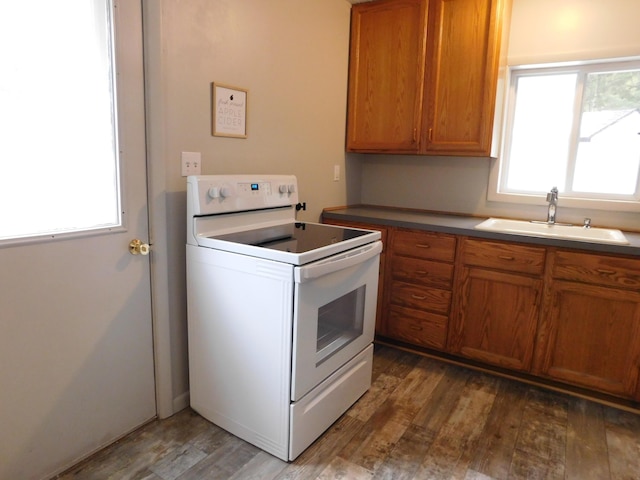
490,59,640,211
0,0,121,241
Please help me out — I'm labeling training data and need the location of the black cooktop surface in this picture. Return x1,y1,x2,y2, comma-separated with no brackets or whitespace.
210,222,373,254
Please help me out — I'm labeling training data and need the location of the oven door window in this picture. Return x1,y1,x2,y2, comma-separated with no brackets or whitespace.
317,285,365,366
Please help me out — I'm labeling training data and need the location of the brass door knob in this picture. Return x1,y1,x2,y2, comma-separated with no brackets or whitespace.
129,239,150,256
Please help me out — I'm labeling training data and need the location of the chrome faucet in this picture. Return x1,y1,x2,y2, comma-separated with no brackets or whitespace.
546,187,558,224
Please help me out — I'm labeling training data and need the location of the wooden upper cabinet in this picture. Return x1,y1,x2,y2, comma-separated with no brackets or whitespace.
424,0,508,155
346,0,511,156
346,0,428,152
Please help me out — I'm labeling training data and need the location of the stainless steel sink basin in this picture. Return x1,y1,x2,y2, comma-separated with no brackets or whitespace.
474,218,629,245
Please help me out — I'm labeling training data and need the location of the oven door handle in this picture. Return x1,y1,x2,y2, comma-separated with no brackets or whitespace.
295,241,382,283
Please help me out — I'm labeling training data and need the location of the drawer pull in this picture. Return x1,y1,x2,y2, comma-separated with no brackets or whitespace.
498,255,515,261
411,294,427,300
416,244,431,249
596,268,616,275
415,270,428,275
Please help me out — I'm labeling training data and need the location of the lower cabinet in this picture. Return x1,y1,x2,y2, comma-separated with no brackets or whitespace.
323,212,640,404
448,238,545,371
450,266,542,371
384,228,456,350
533,250,640,400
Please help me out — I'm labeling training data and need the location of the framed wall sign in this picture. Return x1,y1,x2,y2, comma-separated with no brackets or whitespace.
212,82,248,138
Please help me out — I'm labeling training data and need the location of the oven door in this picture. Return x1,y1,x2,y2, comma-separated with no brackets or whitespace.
291,240,382,402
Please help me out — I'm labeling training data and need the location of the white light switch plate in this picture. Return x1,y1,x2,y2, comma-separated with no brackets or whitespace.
181,151,201,177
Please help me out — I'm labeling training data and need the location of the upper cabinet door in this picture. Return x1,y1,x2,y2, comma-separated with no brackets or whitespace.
346,0,428,153
346,0,511,156
423,0,509,156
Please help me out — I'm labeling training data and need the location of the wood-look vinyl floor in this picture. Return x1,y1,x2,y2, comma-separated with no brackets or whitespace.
56,345,640,480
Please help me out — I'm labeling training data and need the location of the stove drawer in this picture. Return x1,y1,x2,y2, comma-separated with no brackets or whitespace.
290,344,372,460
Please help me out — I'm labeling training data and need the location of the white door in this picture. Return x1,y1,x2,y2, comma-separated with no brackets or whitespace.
0,2,156,479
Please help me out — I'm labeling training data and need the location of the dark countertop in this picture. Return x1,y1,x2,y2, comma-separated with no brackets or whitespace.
322,206,640,256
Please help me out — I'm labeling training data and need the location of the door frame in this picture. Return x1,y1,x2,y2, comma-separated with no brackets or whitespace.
143,0,181,419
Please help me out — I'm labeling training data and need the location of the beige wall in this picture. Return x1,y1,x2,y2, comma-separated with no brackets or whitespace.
149,0,640,416
144,0,353,414
358,0,640,230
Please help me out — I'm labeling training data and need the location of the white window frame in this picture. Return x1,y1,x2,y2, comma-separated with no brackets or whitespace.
489,57,640,213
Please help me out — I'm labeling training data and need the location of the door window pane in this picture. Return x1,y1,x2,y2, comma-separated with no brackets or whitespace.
0,0,120,241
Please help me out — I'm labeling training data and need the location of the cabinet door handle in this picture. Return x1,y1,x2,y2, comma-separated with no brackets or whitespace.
415,270,428,275
411,294,427,300
596,268,616,275
416,244,431,249
498,255,515,261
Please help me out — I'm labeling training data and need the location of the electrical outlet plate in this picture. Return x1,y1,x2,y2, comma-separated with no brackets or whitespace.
181,151,201,177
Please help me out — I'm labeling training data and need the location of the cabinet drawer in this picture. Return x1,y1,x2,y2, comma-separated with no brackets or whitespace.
552,250,640,289
389,281,451,314
390,256,454,289
392,229,456,262
387,306,448,350
462,238,546,275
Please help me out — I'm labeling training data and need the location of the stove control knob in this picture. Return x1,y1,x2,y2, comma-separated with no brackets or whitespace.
287,184,296,193
208,187,220,199
219,187,231,198
279,184,288,194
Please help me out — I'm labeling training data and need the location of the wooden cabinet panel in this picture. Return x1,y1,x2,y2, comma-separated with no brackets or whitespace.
387,306,448,349
423,0,507,154
462,238,546,275
390,256,454,289
392,229,457,262
535,280,640,399
552,250,640,289
346,0,428,152
450,266,541,371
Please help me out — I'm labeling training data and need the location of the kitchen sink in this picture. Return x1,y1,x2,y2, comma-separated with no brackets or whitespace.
474,218,629,245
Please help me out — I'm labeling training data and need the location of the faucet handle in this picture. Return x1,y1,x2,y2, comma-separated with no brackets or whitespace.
583,218,592,228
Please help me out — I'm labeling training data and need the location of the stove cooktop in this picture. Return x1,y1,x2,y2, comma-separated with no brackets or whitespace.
209,222,372,254
196,221,380,265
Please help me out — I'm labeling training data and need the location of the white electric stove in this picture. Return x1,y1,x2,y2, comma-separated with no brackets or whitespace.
186,174,382,461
